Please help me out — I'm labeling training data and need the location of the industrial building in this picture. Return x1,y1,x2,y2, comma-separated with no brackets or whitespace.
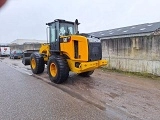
10,39,47,51
90,22,160,76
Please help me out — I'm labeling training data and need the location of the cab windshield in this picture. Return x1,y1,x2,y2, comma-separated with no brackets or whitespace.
59,23,74,36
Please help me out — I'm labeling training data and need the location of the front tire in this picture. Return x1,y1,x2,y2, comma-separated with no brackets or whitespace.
30,52,44,74
47,55,69,84
78,70,94,77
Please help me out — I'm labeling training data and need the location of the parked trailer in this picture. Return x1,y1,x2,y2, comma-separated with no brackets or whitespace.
0,46,10,57
22,50,39,65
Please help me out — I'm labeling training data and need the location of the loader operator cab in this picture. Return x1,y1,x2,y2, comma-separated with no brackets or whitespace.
59,23,74,36
46,19,79,52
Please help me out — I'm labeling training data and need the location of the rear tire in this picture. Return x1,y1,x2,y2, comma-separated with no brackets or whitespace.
78,70,94,77
22,57,30,65
30,52,44,74
47,55,69,84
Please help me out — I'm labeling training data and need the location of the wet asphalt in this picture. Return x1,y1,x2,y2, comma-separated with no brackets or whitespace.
0,61,110,120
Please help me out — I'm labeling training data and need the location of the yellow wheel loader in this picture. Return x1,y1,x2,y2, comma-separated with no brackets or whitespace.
22,19,108,84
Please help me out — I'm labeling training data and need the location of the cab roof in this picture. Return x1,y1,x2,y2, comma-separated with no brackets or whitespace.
46,19,75,26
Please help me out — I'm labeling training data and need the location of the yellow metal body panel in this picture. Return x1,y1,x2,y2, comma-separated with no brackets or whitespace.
67,59,108,73
38,36,108,74
60,35,88,61
39,44,50,62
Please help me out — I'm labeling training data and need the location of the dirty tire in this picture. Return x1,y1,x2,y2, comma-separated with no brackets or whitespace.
78,70,94,77
22,57,30,65
30,52,44,74
47,55,69,84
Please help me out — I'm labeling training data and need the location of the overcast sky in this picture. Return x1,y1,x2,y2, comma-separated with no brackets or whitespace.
0,0,160,43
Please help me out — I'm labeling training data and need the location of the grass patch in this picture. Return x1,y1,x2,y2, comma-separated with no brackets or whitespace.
100,67,160,79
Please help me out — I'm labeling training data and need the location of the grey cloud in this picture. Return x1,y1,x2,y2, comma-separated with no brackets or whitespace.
0,0,160,43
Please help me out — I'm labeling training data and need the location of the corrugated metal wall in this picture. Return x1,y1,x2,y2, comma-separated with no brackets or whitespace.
102,35,160,75
23,44,41,51
10,43,41,51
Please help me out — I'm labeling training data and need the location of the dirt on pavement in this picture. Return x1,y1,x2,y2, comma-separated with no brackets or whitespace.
1,57,160,120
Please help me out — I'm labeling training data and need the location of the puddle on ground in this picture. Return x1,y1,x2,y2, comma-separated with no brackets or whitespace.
26,68,31,70
109,92,120,99
0,57,5,60
12,63,18,66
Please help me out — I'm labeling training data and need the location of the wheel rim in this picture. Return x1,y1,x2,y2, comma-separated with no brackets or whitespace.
31,58,36,69
50,63,57,77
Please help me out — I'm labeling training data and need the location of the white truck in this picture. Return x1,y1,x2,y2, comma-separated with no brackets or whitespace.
0,46,10,56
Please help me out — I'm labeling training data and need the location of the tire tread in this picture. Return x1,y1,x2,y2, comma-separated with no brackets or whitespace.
30,52,44,74
48,55,69,84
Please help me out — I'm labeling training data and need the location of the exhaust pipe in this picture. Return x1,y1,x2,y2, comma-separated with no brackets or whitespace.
74,19,79,34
